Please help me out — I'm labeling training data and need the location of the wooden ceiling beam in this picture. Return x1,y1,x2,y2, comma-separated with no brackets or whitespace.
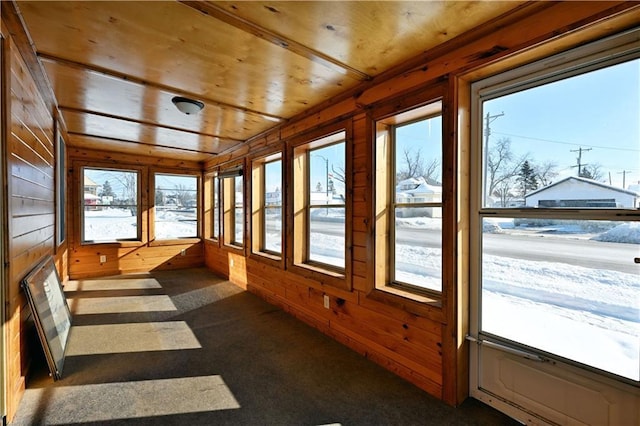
38,53,287,123
179,0,372,82
59,106,245,144
67,131,219,155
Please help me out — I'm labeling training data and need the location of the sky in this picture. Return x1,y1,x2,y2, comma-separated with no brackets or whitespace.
483,58,640,189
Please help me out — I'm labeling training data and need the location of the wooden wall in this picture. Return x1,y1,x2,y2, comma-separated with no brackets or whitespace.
204,1,640,406
4,35,59,418
0,1,637,422
67,148,204,279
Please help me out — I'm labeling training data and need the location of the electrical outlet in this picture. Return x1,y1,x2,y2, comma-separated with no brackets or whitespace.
180,249,186,256
99,255,106,263
323,295,330,309
230,258,234,267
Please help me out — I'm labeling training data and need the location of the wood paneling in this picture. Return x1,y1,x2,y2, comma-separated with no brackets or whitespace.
195,1,525,78
5,36,56,420
204,2,640,408
3,1,638,421
67,148,205,279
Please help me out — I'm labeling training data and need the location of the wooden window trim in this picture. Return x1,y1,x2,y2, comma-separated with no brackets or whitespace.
149,169,201,246
219,159,246,254
249,150,285,269
203,171,220,246
286,120,353,291
54,121,66,252
367,83,450,318
76,162,147,246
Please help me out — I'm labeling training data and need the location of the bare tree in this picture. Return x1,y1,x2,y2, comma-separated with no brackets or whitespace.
331,164,346,202
113,171,137,205
171,184,195,206
486,137,529,205
495,176,518,207
397,147,424,182
534,161,559,187
397,147,440,184
579,163,605,182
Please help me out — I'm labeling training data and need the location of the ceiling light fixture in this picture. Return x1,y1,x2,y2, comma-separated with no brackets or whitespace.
171,96,204,115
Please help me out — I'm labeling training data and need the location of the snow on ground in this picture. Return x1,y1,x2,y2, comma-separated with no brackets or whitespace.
84,209,639,380
84,208,196,241
592,222,640,244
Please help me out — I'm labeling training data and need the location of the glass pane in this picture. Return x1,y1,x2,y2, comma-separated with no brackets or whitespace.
233,176,244,245
264,160,282,254
213,177,219,239
482,59,640,208
309,207,345,268
155,174,197,239
395,115,442,203
394,208,442,292
56,135,66,245
264,206,281,253
309,142,345,207
481,217,640,380
83,168,138,241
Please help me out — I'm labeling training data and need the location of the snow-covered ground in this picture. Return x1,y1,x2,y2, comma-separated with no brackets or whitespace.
84,208,196,241
84,209,639,380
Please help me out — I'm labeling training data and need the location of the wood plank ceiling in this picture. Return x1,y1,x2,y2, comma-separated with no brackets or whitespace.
15,1,524,162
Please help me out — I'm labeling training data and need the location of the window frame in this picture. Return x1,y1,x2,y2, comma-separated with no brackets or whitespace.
211,172,220,242
469,28,640,385
219,162,245,251
79,165,143,245
250,151,284,265
54,124,66,249
287,120,352,290
150,170,201,244
369,84,450,312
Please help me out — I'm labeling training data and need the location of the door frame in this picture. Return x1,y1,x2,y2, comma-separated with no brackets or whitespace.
467,27,640,424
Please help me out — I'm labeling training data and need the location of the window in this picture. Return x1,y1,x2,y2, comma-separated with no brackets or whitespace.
375,101,444,296
212,176,220,240
55,131,66,246
154,173,198,239
472,34,640,381
292,131,346,272
82,167,139,242
221,168,244,247
251,153,282,258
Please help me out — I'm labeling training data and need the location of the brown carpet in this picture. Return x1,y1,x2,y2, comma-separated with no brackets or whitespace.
11,267,520,425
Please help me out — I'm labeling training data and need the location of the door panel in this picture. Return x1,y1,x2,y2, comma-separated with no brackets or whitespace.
475,346,640,425
470,28,640,425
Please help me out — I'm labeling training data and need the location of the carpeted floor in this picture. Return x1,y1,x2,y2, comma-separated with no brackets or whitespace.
11,267,521,425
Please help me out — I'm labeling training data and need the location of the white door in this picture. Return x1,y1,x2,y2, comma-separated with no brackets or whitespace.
469,29,640,425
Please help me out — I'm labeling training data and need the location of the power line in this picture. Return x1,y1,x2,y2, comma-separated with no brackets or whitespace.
493,131,640,152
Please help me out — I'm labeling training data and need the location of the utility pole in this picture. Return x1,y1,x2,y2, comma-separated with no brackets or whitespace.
570,147,592,176
484,111,504,206
618,170,631,189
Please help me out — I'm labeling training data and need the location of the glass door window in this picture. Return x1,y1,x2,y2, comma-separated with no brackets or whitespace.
475,50,639,382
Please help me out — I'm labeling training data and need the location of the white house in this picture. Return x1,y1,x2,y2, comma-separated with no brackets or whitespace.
525,176,640,208
396,177,442,217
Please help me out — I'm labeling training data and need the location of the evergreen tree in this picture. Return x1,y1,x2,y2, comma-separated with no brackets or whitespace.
579,167,593,179
101,180,115,197
517,160,538,196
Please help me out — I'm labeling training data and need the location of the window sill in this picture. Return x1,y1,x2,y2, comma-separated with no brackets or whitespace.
80,240,144,248
368,285,444,323
150,237,201,247
250,251,284,268
223,243,245,251
290,262,350,291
